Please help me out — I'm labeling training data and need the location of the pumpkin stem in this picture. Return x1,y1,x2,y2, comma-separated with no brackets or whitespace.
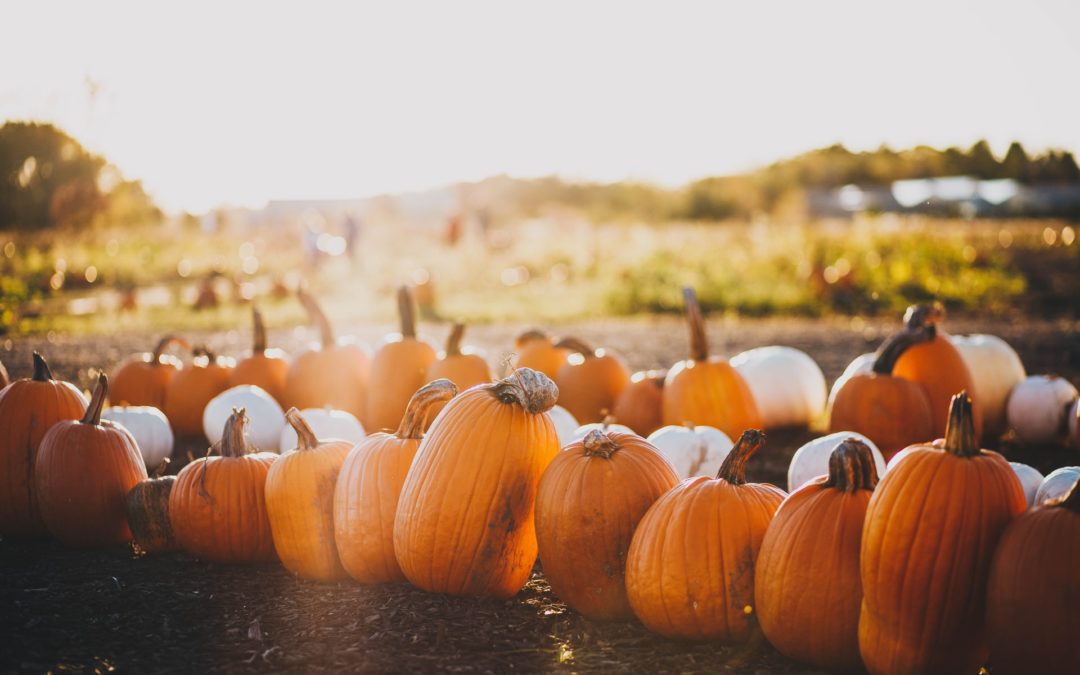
153,457,171,479
396,379,459,439
218,408,254,457
583,429,620,459
682,287,709,362
516,329,549,346
297,287,335,348
1058,477,1080,513
152,335,191,365
31,351,55,381
284,408,319,451
82,373,109,426
823,438,879,492
251,306,267,354
871,325,934,375
445,322,466,357
600,413,614,430
490,367,559,415
902,302,944,339
553,336,595,358
398,285,417,339
943,391,980,457
716,429,766,485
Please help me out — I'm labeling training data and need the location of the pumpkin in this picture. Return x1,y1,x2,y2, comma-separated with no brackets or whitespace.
570,416,635,442
0,352,87,537
1009,461,1044,508
35,374,148,546
279,406,366,450
230,306,289,406
424,323,491,424
756,438,879,671
334,379,458,583
730,346,827,429
1035,466,1080,505
858,393,1026,675
825,352,875,416
787,430,885,492
265,409,352,580
163,348,233,438
611,369,665,437
102,405,174,471
1070,398,1079,448
169,408,277,563
554,337,631,425
203,385,285,452
547,405,579,448
625,429,785,641
513,329,570,379
125,459,179,553
662,287,761,438
394,368,560,598
284,288,371,421
891,303,984,439
828,325,934,458
950,333,1026,440
110,335,189,408
646,424,734,479
535,429,678,620
1005,374,1078,445
366,286,437,432
986,477,1080,674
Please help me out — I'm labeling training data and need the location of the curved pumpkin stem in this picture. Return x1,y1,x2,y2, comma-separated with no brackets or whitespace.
490,368,559,415
553,336,595,358
515,329,549,347
251,306,267,354
396,379,459,439
943,391,980,458
32,351,55,382
444,323,466,357
217,408,254,457
398,285,417,339
297,287,334,348
152,335,191,365
903,302,944,339
1058,477,1080,514
823,438,879,492
871,324,935,375
682,287,709,362
716,429,765,485
284,408,320,451
583,429,620,459
82,373,109,426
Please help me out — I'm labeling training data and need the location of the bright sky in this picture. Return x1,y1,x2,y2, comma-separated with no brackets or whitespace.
3,0,1079,212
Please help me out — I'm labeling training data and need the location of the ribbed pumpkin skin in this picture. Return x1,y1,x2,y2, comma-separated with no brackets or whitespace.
126,476,179,553
662,359,761,439
611,372,665,437
426,354,490,392
232,353,289,406
515,339,570,380
0,355,87,538
366,340,437,432
394,372,560,598
534,431,679,620
285,344,370,420
164,360,233,437
110,337,188,408
555,352,631,425
828,373,934,458
893,332,983,439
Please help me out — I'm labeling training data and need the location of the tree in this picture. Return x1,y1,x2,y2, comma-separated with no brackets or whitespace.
1001,142,1031,182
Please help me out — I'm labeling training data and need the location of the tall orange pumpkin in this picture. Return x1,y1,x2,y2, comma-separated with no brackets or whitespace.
625,430,785,641
514,330,570,379
163,348,233,438
662,288,761,439
394,368,560,598
169,409,277,563
535,429,679,620
334,379,458,584
35,374,148,547
366,286,438,432
755,438,879,671
612,369,666,437
553,337,631,425
859,393,1025,675
231,306,288,406
265,409,352,581
110,335,190,408
0,352,87,537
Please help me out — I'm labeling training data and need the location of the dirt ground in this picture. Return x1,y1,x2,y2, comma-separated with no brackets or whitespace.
2,317,1078,673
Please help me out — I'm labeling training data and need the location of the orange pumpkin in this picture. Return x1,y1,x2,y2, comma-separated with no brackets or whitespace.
265,409,352,580
169,409,277,563
110,335,190,408
859,393,1025,675
612,369,666,437
535,429,679,620
662,288,761,439
163,348,233,438
755,438,879,671
0,352,87,538
514,330,570,379
334,379,458,583
366,286,437,432
625,429,785,641
394,368,560,598
125,460,179,554
554,337,631,424
424,323,491,423
230,306,288,406
35,374,148,547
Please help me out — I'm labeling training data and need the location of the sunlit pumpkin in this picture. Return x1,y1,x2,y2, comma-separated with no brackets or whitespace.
1009,461,1044,507
612,369,666,437
125,459,179,554
110,335,190,408
203,385,285,452
646,423,733,479
163,348,233,438
1005,374,1078,445
553,337,630,425
730,346,827,429
230,306,289,406
514,330,571,379
950,333,1026,441
101,405,174,472
366,286,438,432
424,323,491,423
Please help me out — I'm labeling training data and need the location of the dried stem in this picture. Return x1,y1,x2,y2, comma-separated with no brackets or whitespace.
583,429,620,459
32,351,54,381
396,379,459,439
251,306,267,354
903,302,944,339
284,408,319,451
152,336,191,364
822,438,879,492
943,392,980,458
398,286,417,339
682,287,709,362
490,368,559,415
553,337,595,358
297,288,334,348
218,408,254,457
716,429,766,485
445,323,466,357
81,373,108,426
872,326,934,375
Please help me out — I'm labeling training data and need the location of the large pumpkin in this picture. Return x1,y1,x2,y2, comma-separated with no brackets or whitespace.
231,306,289,406
625,429,786,641
169,409,277,563
535,429,678,620
35,374,148,547
756,438,879,671
366,286,437,432
662,287,761,439
514,330,570,379
334,379,458,584
125,459,179,554
859,393,1025,675
265,409,352,580
611,369,665,437
110,335,189,408
0,352,87,537
554,337,631,425
163,348,233,438
394,368,560,598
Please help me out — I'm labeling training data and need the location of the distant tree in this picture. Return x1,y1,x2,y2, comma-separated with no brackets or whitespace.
966,140,1002,179
1001,142,1031,182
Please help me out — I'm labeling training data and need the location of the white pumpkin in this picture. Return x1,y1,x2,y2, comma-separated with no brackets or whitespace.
1005,375,1079,445
278,406,366,450
950,334,1026,439
1008,462,1045,508
826,352,876,414
1034,466,1080,506
787,430,886,492
730,346,827,429
647,424,734,479
203,385,285,452
571,421,635,442
547,405,579,449
101,405,174,471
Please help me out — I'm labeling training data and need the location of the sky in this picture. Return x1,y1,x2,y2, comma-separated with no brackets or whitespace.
3,0,1079,212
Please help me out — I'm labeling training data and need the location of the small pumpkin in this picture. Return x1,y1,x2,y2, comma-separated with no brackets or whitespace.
611,369,666,437
547,404,579,448
1034,466,1080,505
513,329,570,379
203,385,285,452
825,352,875,416
625,430,786,641
110,335,190,408
279,406,366,450
787,430,885,492
730,346,827,429
163,348,233,438
424,323,491,424
1005,374,1078,445
125,459,179,553
102,405,174,472
1009,461,1044,507
230,306,289,406
366,286,438,432
535,429,679,620
334,380,457,584
950,333,1026,440
553,337,631,425
35,374,148,547
646,424,734,479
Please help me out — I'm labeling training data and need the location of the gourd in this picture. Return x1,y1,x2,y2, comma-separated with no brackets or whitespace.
110,336,189,408
950,333,1026,440
826,352,875,415
163,348,233,438
102,405,174,471
279,407,366,450
1009,461,1044,508
646,424,734,479
1034,466,1080,505
730,346,827,429
787,430,885,492
611,370,666,437
230,306,289,406
203,385,285,452
366,286,437,432
125,459,179,553
554,337,631,425
513,330,570,379
1005,374,1078,445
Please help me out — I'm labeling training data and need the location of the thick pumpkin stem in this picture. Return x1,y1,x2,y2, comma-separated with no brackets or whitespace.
553,337,595,358
284,408,319,451
491,368,559,415
445,323,466,357
152,335,191,365
1059,477,1080,513
682,287,709,362
251,306,267,354
32,351,54,381
398,285,417,339
872,325,934,375
716,429,766,485
583,429,620,459
297,288,334,348
82,373,108,426
396,379,459,439
823,438,879,492
902,302,944,340
218,408,253,457
943,391,980,458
